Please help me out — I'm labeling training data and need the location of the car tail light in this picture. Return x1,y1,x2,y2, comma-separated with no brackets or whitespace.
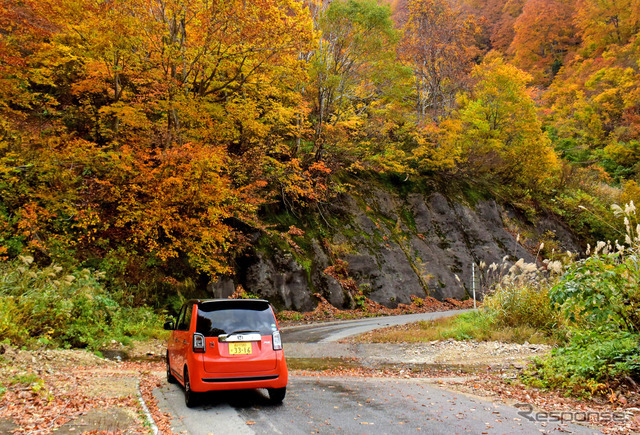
272,330,282,350
193,333,205,353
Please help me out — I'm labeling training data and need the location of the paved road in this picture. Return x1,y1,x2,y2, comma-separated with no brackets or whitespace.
153,310,602,434
154,376,601,434
281,310,473,343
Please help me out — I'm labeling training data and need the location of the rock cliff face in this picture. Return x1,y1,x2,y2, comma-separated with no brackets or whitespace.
211,188,582,311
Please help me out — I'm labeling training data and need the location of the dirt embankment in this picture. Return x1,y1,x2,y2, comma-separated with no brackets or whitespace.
286,339,551,370
0,341,170,434
394,339,551,367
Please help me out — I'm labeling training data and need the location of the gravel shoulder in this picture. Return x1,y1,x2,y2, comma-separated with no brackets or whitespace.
286,339,551,369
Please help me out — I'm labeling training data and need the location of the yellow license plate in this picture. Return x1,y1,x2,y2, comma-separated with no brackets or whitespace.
229,342,252,355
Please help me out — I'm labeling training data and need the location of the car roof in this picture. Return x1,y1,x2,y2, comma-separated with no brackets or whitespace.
187,298,270,305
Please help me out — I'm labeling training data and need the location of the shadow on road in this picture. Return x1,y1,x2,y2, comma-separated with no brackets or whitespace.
189,388,283,410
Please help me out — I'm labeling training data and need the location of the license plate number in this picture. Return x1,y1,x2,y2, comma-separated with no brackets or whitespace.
229,342,252,355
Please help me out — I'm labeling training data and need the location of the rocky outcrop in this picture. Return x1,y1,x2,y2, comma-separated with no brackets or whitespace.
212,188,583,311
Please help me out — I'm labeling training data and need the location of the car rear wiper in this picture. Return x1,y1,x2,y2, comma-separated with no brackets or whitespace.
228,329,260,335
218,330,262,342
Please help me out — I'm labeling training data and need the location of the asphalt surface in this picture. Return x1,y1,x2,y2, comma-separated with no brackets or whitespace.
154,310,603,434
154,377,601,434
281,310,473,343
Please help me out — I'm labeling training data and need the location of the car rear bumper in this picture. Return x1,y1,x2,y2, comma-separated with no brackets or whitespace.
185,347,288,392
191,369,288,391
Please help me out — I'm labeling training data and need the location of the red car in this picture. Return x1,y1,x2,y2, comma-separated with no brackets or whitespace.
164,299,288,407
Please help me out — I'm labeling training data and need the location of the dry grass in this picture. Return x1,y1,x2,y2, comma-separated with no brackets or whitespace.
350,312,558,345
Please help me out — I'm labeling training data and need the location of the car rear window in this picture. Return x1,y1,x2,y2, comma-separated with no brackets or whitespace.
195,300,278,337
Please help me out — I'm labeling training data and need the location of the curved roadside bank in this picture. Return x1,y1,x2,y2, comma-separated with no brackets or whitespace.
281,308,550,372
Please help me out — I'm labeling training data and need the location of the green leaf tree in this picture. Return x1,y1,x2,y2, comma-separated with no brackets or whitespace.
307,0,408,161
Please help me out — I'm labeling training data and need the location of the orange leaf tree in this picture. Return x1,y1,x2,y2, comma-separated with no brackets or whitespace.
509,0,578,84
0,0,314,288
398,0,479,121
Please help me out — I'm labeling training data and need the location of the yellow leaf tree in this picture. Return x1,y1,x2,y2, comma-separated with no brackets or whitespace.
449,54,560,189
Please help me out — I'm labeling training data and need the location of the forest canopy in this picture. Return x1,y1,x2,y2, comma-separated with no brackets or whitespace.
0,0,639,298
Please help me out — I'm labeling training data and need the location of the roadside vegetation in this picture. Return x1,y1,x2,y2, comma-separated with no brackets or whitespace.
524,204,640,397
353,310,558,345
0,256,166,350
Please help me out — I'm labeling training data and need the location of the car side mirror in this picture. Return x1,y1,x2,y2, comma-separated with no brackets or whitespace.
163,320,175,330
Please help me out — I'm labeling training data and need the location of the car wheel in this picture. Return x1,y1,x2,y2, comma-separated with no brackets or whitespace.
184,367,198,408
166,352,177,384
268,387,286,404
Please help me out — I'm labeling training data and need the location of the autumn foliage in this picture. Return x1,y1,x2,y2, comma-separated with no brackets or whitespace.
0,0,314,284
0,0,639,297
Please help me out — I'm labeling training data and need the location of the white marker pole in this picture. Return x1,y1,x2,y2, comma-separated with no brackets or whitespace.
472,263,477,309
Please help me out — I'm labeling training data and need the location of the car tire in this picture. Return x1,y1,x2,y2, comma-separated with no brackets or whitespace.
268,387,286,404
166,352,177,384
184,367,198,408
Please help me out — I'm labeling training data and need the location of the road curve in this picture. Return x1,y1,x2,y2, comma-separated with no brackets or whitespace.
281,309,473,343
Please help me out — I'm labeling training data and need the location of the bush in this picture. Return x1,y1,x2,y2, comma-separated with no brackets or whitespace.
0,257,165,349
480,257,563,334
550,248,640,332
522,202,640,396
523,329,640,397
